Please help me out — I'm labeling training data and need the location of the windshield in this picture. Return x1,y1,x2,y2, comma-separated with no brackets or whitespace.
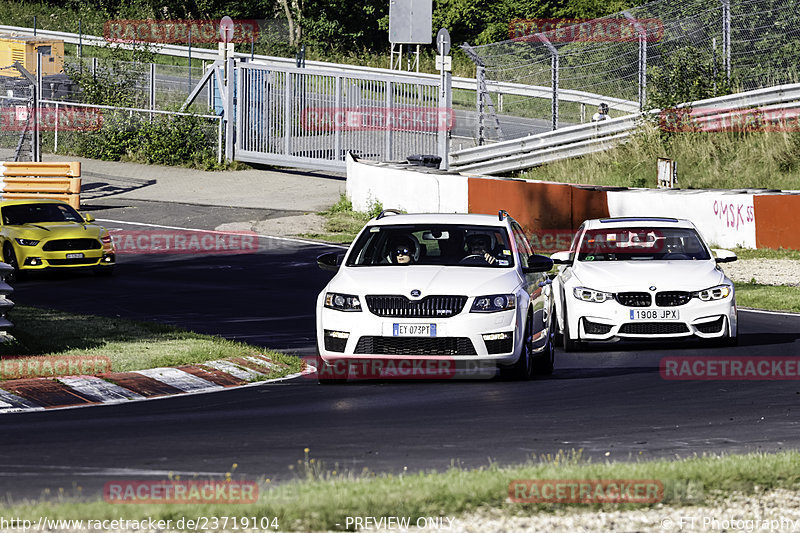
577,227,711,261
1,203,84,225
346,224,514,267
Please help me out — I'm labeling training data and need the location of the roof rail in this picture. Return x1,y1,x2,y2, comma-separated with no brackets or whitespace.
498,210,510,221
376,209,403,220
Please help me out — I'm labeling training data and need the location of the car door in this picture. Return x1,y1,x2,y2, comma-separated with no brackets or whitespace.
511,222,549,346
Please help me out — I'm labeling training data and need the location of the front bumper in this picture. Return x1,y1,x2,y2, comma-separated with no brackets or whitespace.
566,295,737,342
17,246,115,271
316,297,526,367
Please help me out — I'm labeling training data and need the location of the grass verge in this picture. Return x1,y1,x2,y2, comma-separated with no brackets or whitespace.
519,123,800,190
734,283,800,313
5,450,800,531
0,306,302,378
300,194,383,244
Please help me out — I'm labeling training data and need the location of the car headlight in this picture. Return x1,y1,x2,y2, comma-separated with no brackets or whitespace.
324,293,362,312
694,284,732,301
471,294,516,313
573,286,613,303
101,234,113,245
15,238,40,246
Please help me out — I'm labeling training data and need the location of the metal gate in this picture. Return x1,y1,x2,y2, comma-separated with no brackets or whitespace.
233,61,449,171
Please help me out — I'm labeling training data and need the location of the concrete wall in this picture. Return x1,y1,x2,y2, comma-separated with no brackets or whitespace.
606,189,757,248
345,155,468,213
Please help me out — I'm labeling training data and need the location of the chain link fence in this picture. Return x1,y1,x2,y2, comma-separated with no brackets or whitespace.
0,53,219,162
467,0,800,141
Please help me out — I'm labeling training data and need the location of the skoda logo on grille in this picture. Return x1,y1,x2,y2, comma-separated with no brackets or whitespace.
649,286,657,291
410,289,421,297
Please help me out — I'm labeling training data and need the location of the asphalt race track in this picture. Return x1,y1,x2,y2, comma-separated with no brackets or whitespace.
3,202,800,501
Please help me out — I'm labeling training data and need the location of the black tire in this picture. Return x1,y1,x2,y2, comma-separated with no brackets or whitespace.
532,309,556,376
562,304,582,352
3,243,21,283
317,356,349,385
499,312,534,381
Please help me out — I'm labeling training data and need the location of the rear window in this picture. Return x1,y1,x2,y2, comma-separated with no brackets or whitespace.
346,224,514,267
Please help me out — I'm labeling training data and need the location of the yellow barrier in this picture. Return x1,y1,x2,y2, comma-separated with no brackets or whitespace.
0,161,81,209
1,162,81,177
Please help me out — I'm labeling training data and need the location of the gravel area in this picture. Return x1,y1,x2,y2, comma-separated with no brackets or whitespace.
722,260,800,286
365,489,800,533
215,213,328,238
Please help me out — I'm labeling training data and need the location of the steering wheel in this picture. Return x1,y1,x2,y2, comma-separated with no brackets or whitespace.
458,254,487,265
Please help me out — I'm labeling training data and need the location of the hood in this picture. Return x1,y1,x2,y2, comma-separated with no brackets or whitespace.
572,260,726,292
12,222,103,240
329,265,522,297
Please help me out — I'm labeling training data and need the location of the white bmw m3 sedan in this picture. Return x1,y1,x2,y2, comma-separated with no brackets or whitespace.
551,217,738,351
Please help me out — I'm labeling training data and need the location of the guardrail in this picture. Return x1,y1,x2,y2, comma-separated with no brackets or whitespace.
0,161,81,209
450,82,800,175
0,263,14,339
0,25,637,112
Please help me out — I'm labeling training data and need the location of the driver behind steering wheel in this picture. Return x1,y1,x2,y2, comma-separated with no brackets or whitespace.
465,233,498,265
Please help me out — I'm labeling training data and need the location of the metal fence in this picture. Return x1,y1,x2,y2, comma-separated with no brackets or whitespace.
233,61,449,171
467,0,800,142
0,60,221,163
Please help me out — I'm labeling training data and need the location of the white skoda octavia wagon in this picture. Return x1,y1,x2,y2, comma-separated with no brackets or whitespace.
315,211,556,382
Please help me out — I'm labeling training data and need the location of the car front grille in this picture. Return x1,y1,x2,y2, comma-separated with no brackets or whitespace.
583,319,613,335
354,336,476,356
42,239,101,251
365,295,468,318
619,322,690,335
616,292,651,307
47,258,98,266
695,317,725,334
656,291,692,307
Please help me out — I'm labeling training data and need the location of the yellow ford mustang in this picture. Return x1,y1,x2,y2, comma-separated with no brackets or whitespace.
0,199,115,280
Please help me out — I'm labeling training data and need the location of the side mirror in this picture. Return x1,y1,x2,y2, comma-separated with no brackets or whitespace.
523,254,554,273
713,249,738,263
82,212,95,223
550,250,572,265
317,252,344,272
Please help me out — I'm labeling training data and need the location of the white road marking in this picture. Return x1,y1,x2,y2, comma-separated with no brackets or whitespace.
201,360,265,381
58,376,145,402
134,368,224,393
